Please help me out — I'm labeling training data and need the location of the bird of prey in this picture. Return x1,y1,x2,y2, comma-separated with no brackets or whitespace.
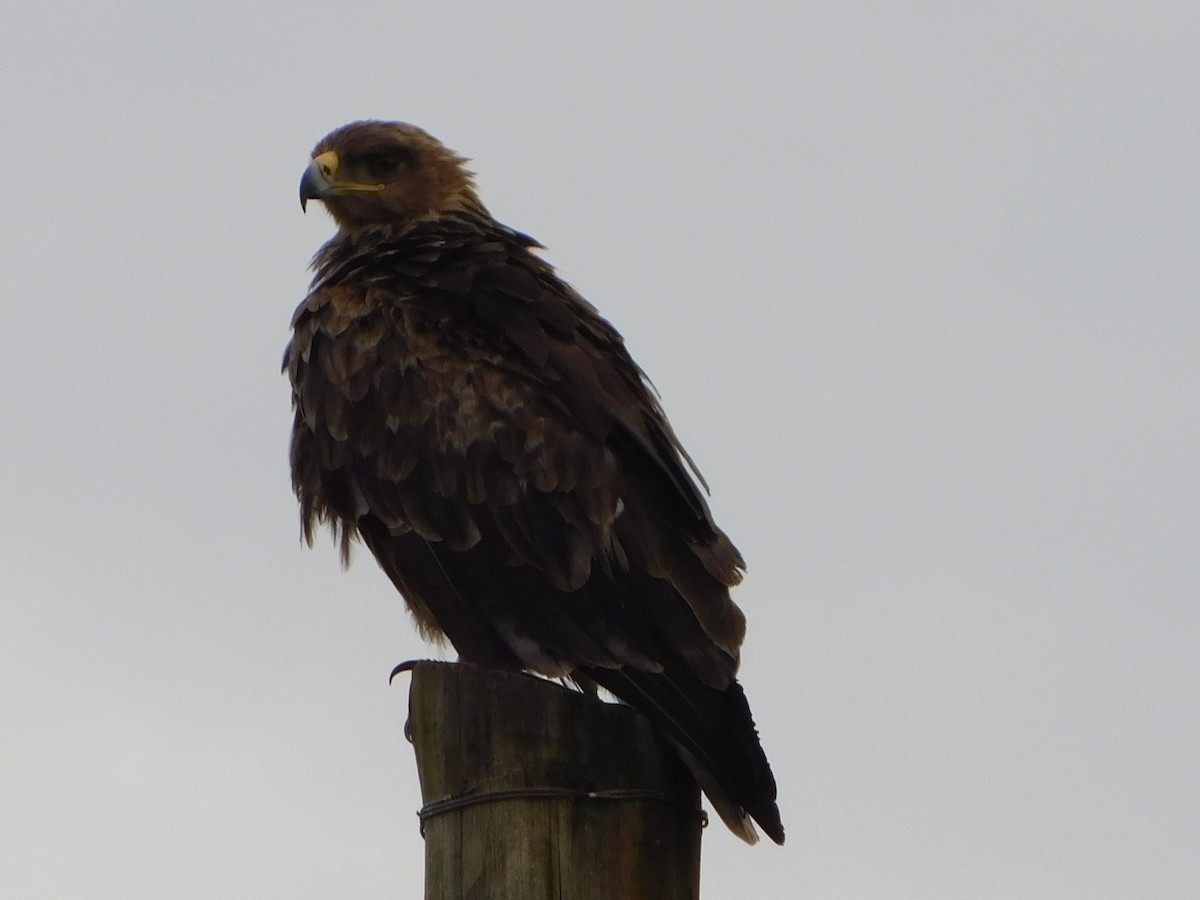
286,121,783,845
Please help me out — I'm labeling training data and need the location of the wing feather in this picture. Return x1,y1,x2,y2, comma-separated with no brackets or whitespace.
289,214,747,668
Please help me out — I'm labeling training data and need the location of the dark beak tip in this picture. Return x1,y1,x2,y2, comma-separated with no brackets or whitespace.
299,161,323,213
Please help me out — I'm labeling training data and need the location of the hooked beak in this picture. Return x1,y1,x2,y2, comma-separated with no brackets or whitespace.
299,149,387,212
299,150,340,212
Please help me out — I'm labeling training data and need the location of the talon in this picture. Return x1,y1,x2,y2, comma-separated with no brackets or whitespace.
389,659,420,683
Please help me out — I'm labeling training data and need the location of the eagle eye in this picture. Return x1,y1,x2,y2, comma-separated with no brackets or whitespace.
361,152,403,180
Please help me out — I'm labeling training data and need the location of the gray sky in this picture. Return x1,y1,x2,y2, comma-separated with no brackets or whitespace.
3,3,1198,898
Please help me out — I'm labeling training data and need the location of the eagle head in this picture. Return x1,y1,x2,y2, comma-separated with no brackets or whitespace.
300,121,486,232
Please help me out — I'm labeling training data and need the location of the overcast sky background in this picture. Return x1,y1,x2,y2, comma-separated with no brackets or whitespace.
2,3,1197,898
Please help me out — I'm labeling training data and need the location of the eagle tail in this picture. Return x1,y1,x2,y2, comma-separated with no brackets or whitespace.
578,665,784,845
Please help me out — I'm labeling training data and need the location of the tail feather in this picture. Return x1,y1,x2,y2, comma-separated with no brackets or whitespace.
579,665,784,845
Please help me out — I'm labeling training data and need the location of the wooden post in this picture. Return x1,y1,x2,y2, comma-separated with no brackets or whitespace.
406,661,703,899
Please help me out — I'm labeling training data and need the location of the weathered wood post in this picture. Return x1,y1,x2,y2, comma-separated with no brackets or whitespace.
406,661,703,899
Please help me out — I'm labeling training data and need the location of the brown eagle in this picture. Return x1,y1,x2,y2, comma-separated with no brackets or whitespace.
286,121,783,845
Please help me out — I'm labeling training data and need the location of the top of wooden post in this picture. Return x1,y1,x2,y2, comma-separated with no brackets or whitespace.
407,661,703,900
